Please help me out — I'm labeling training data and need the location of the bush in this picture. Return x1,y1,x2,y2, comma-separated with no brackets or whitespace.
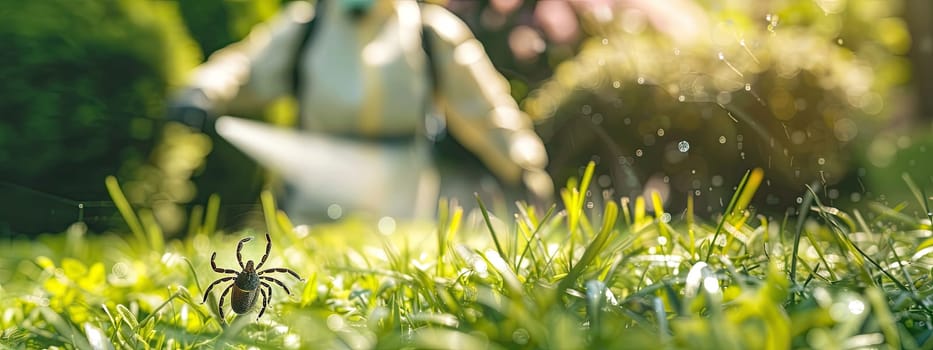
0,0,200,203
524,0,910,213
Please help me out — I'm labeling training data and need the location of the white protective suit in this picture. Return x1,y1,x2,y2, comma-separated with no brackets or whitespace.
176,0,551,221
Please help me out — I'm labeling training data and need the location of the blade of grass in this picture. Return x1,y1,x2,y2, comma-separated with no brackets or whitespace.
789,182,820,285
203,194,220,235
705,169,753,262
903,173,933,226
558,201,618,293
475,193,507,266
104,176,146,247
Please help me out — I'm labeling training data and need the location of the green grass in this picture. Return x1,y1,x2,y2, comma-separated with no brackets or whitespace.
2,162,933,349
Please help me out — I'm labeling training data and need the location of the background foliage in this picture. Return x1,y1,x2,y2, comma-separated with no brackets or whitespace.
0,0,931,235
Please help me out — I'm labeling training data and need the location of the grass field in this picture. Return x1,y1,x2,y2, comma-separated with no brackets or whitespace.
1,162,932,349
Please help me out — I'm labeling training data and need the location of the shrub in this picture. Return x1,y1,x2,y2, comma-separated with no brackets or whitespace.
0,0,199,202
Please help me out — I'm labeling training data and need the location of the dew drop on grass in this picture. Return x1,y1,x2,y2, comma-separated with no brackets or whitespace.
678,95,686,102
659,213,671,224
637,76,645,84
635,149,644,157
612,80,621,88
796,197,803,204
677,140,690,152
850,193,862,202
657,128,665,136
327,314,346,331
818,157,826,165
745,83,752,91
719,136,727,144
598,174,612,187
378,216,396,235
592,113,603,125
717,52,725,60
327,204,343,220
513,328,530,345
711,175,723,187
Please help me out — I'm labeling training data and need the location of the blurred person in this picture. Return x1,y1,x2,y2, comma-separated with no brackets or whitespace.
167,0,552,223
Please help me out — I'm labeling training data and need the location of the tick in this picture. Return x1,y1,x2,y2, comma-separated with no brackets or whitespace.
201,233,303,323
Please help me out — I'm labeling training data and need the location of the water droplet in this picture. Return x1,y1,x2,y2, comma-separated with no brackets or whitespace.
637,77,645,84
660,214,671,224
678,95,686,102
512,328,530,345
581,105,592,114
712,175,723,187
673,48,681,55
378,216,397,235
592,113,603,125
695,190,702,196
739,39,746,47
837,37,844,45
612,80,621,88
719,136,727,144
601,38,609,45
744,83,752,91
717,52,725,60
818,157,826,165
327,204,343,220
796,197,803,204
678,140,690,152
598,174,612,187
635,149,644,157
657,128,665,137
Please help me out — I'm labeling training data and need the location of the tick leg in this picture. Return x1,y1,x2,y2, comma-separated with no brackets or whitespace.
256,283,272,320
236,237,253,270
255,233,273,270
261,276,291,295
218,283,234,324
201,276,235,303
211,253,238,274
258,267,303,281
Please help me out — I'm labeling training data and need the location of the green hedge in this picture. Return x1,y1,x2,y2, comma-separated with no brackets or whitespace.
0,0,199,202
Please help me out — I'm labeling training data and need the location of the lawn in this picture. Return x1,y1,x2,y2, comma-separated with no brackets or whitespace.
1,162,932,349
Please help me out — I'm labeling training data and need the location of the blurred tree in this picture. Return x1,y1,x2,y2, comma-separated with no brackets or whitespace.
0,0,200,233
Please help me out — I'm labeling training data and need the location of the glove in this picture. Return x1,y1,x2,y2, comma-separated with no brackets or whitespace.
165,89,214,131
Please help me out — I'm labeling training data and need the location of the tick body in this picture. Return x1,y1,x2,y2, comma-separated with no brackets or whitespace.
201,233,303,323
